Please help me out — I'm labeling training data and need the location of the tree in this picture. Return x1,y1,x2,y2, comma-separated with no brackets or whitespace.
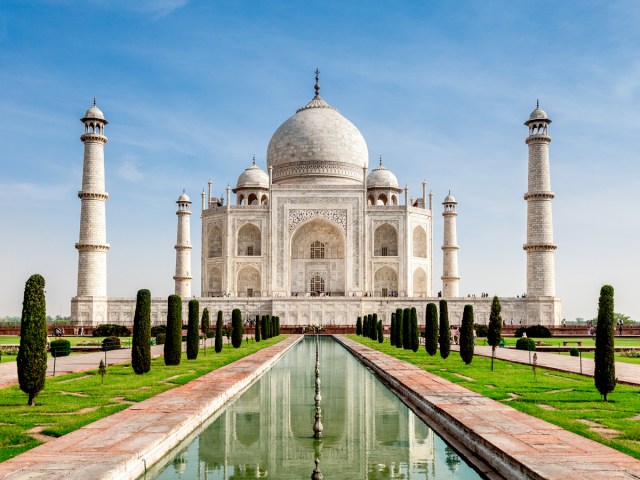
372,313,378,341
377,320,384,343
363,315,369,339
261,315,268,340
187,299,199,360
439,300,451,359
390,313,396,346
425,303,438,356
255,314,261,342
395,308,403,349
595,285,616,401
487,296,502,371
410,307,419,352
403,308,411,350
231,309,243,348
164,295,182,366
17,274,47,406
132,289,151,374
459,305,474,365
201,308,210,354
215,310,223,353
275,316,280,336
356,316,362,336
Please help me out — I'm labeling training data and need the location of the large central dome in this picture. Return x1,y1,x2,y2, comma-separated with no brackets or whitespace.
267,87,369,185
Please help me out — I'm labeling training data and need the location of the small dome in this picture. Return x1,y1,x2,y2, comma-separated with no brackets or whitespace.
236,162,269,189
178,191,191,203
367,161,399,189
443,192,456,204
84,98,105,120
529,106,548,120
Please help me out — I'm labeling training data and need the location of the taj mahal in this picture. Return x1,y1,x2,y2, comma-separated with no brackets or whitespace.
71,73,561,327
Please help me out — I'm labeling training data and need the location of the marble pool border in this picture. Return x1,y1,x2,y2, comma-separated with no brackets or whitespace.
0,335,303,480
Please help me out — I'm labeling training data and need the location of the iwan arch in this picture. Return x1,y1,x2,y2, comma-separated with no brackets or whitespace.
71,75,561,327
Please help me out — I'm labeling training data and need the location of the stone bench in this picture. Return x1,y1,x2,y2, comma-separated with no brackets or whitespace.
562,341,582,346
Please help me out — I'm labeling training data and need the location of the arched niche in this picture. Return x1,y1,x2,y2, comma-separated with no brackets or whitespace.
237,266,260,297
208,266,222,296
413,267,427,297
237,223,261,256
374,266,398,296
208,225,223,257
413,226,427,258
374,223,398,256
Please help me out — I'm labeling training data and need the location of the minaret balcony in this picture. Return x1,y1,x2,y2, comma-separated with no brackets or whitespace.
80,133,108,144
523,192,555,201
523,243,557,252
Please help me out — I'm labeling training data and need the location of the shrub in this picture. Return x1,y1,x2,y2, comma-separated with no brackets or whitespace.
231,309,243,348
425,303,438,356
93,324,131,337
395,308,403,349
527,325,552,338
187,299,199,360
102,336,121,351
377,320,384,343
17,274,48,406
474,324,489,338
403,308,411,350
569,347,580,357
515,337,536,351
276,316,280,336
595,285,616,401
201,308,210,338
215,311,223,353
438,300,450,359
164,295,182,365
255,314,261,342
363,315,368,339
459,305,474,364
50,339,71,357
487,296,502,371
410,307,419,352
151,325,166,337
372,313,378,341
356,316,362,336
389,313,396,346
620,349,640,358
261,315,268,340
156,333,166,345
132,289,151,374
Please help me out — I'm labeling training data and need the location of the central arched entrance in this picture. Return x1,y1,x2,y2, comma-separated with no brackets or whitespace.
290,219,345,296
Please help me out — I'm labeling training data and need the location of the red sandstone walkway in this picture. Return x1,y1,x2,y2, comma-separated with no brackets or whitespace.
451,344,640,386
0,335,301,480
337,336,640,480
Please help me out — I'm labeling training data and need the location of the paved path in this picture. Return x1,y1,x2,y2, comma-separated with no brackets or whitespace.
0,335,301,479
451,344,640,386
0,345,168,388
338,336,640,480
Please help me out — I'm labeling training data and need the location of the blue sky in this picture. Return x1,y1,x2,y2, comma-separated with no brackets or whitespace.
1,0,638,322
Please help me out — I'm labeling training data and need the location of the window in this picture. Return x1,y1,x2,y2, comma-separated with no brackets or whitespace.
247,246,254,256
381,246,388,256
310,275,325,293
310,241,325,259
381,288,388,297
246,288,253,297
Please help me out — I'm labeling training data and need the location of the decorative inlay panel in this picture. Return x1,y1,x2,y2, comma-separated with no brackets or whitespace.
288,209,347,234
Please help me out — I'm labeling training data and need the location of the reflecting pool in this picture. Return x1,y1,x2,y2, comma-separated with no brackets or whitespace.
149,337,482,479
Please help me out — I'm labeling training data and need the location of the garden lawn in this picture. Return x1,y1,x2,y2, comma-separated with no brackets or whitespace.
558,350,640,365
348,335,640,461
0,335,286,462
0,336,129,346
488,336,640,348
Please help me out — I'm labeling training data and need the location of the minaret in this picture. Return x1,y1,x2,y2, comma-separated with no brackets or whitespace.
174,191,192,298
524,102,556,296
441,192,459,298
76,100,109,299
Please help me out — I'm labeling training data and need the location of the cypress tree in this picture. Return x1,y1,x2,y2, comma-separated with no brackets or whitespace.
255,314,261,342
372,313,378,341
271,316,276,337
132,289,151,374
267,314,272,339
595,285,616,401
363,315,369,338
186,299,199,360
276,316,280,336
356,316,362,335
201,308,210,354
377,320,384,343
425,303,438,356
459,305,474,365
487,296,502,371
410,307,419,352
214,310,223,353
438,300,451,359
17,274,47,406
403,307,411,350
390,313,396,346
164,295,182,365
261,315,267,340
395,308,403,348
231,309,243,348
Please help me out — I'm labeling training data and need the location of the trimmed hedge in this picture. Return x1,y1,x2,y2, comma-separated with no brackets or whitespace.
187,299,200,360
132,289,151,374
515,337,536,351
50,339,70,357
93,324,131,337
156,333,166,345
151,325,166,337
438,300,450,359
515,325,552,338
164,295,182,365
102,336,121,351
425,303,438,356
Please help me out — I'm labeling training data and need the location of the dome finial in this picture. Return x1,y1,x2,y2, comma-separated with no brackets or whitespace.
93,97,96,107
252,154,256,166
536,99,539,109
379,154,383,167
314,68,320,97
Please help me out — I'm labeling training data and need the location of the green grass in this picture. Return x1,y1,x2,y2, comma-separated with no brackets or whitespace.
0,336,286,462
0,336,130,346
490,336,640,348
557,350,640,365
348,335,640,460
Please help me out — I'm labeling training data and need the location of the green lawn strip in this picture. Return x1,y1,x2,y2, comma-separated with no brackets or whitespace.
482,336,640,348
0,336,286,463
348,335,640,460
0,336,131,346
556,350,640,365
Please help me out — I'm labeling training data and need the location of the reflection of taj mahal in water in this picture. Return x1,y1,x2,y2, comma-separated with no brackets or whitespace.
71,73,561,326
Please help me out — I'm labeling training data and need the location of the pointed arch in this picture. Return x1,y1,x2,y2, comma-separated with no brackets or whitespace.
413,267,427,297
208,225,223,257
374,223,398,256
413,226,427,258
374,266,398,296
237,266,260,297
237,223,261,256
